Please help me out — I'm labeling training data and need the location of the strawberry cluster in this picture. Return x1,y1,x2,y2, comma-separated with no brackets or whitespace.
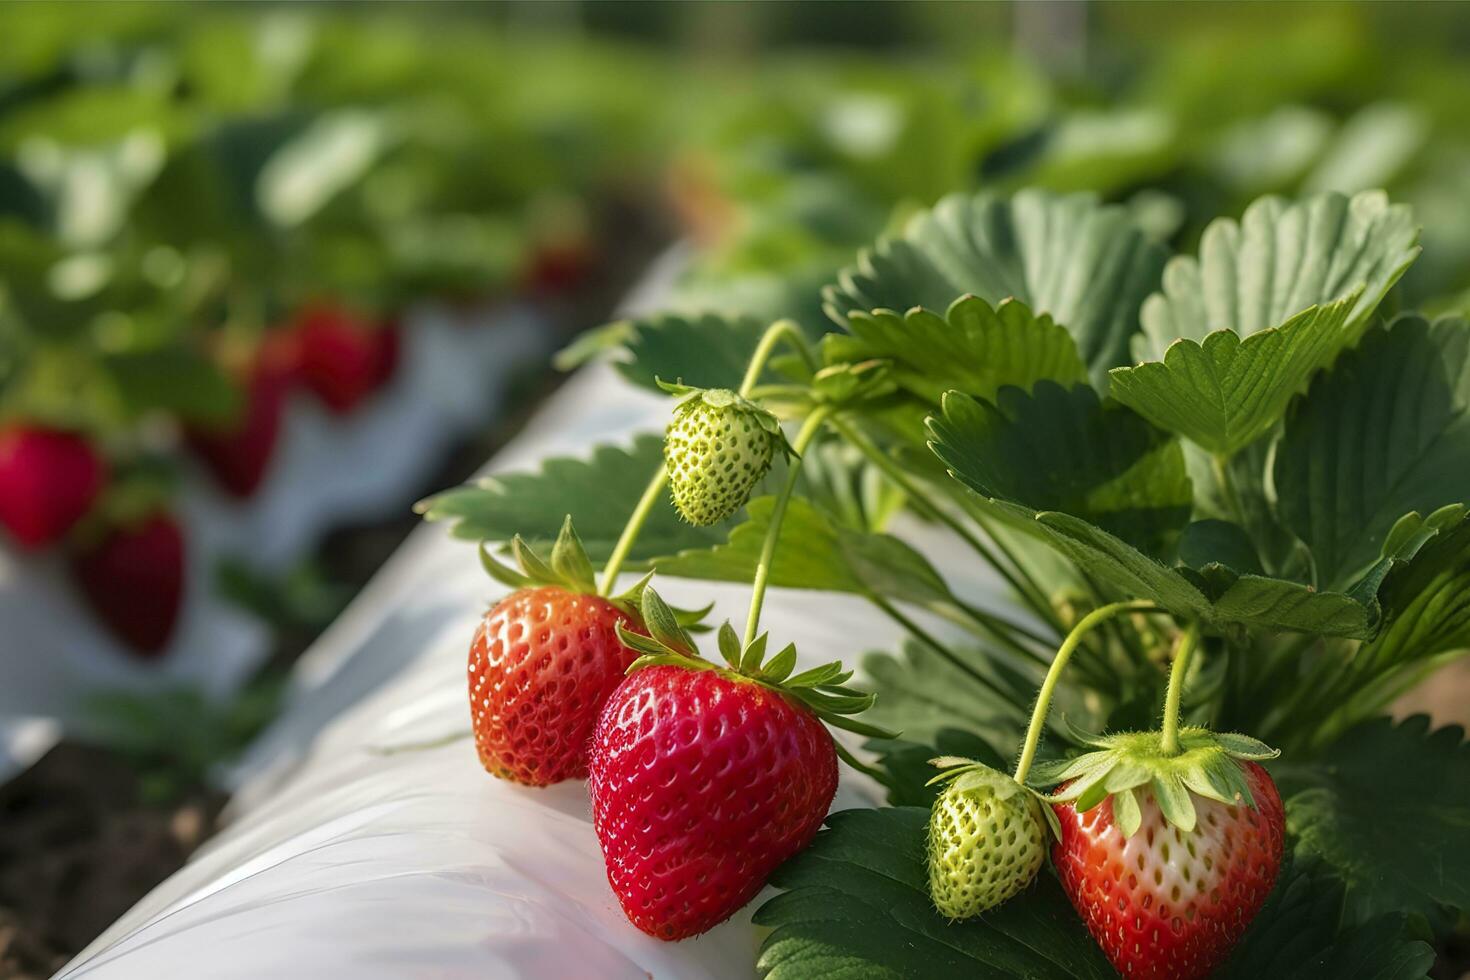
461,333,891,939
457,314,1292,971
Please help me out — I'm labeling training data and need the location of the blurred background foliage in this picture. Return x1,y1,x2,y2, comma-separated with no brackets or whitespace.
3,2,1469,412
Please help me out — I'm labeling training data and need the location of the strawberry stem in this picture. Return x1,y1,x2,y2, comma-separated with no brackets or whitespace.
743,405,834,647
739,319,816,394
1160,621,1201,755
599,320,815,597
598,466,669,596
1012,601,1162,786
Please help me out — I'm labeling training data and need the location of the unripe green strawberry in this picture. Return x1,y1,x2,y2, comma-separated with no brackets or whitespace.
664,388,781,526
926,759,1048,919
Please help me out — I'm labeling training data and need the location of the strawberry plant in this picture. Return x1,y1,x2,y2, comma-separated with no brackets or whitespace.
426,184,1470,977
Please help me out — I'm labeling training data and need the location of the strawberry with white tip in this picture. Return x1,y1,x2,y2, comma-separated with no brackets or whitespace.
1034,725,1285,980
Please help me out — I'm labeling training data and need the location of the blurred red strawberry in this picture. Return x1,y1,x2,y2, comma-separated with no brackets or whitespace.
0,425,107,551
72,511,185,656
293,304,400,415
521,238,598,296
185,360,289,498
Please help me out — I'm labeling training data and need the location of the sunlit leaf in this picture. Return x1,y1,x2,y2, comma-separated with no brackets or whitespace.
825,189,1168,384
1136,190,1419,359
826,294,1088,406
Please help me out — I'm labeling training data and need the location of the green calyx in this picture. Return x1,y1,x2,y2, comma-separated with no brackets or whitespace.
1027,721,1280,837
478,515,598,594
661,382,792,527
926,757,1052,919
615,586,898,746
478,515,711,627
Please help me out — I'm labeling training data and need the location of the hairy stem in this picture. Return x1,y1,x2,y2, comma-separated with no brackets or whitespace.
1012,601,1162,785
744,406,833,646
1160,621,1201,755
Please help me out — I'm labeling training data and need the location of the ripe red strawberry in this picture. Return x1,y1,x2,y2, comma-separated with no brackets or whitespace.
185,359,289,497
293,303,399,414
468,518,676,787
587,589,887,941
0,425,107,550
471,585,642,785
590,664,836,939
72,511,186,656
1039,730,1285,980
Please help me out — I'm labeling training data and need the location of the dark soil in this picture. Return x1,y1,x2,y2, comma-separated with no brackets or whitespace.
0,745,224,979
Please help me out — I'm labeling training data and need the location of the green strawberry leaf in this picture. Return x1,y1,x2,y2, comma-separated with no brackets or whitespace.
928,385,1378,635
824,189,1168,384
1365,509,1470,667
824,294,1088,406
1109,292,1358,457
1275,315,1470,592
416,435,726,562
1216,858,1434,980
1189,567,1375,637
1252,510,1470,739
653,494,952,607
1135,190,1419,360
1177,520,1264,577
1280,715,1470,924
556,310,778,393
927,382,1193,559
1014,503,1377,636
753,807,1118,980
984,503,1212,617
